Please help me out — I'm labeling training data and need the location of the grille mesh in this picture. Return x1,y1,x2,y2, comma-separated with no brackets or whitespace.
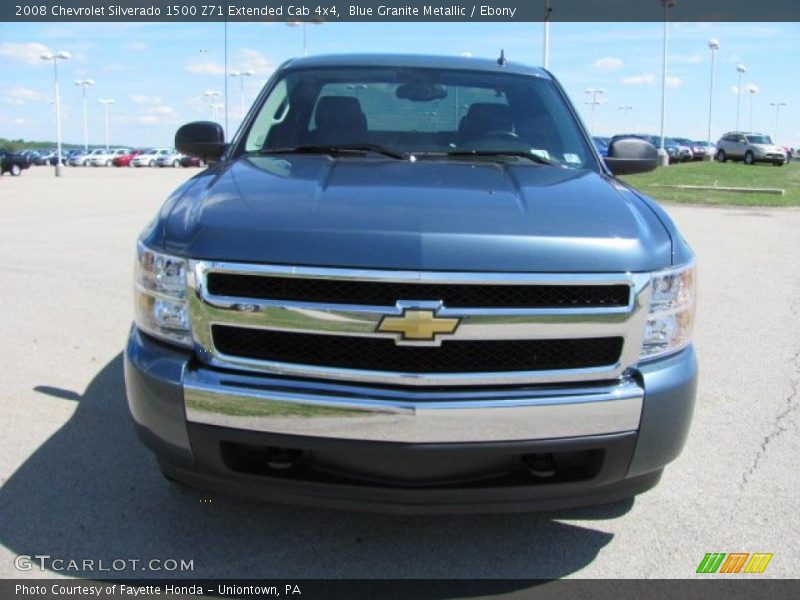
212,326,623,374
206,273,630,308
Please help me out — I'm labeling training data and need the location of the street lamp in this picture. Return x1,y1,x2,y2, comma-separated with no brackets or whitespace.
747,85,758,132
735,64,747,130
706,38,719,160
542,0,552,69
229,70,254,120
97,98,115,151
40,50,71,177
286,21,324,57
618,105,634,130
210,103,224,122
770,101,787,143
584,88,605,135
74,78,94,152
203,90,222,121
658,0,676,167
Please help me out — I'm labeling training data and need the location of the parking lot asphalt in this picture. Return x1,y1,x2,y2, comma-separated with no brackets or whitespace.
0,166,798,580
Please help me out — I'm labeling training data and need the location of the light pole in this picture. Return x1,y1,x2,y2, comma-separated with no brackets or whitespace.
706,38,719,160
735,64,747,130
203,90,222,121
229,70,254,120
542,0,552,69
658,0,675,167
74,78,94,152
97,98,115,151
770,101,787,143
210,103,224,122
618,105,634,130
584,88,605,136
747,85,758,132
41,50,71,177
286,21,324,57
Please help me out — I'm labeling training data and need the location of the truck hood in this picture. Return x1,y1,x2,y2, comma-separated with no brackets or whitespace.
161,155,672,272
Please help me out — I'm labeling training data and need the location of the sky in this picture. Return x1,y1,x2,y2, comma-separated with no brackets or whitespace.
0,21,798,148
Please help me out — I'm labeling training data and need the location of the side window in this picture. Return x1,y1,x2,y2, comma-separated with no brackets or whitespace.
245,79,289,152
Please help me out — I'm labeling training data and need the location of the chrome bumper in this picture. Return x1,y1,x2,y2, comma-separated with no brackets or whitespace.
184,368,643,443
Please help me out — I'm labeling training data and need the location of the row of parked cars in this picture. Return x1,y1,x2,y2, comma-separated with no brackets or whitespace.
5,147,207,170
68,147,207,168
592,132,794,165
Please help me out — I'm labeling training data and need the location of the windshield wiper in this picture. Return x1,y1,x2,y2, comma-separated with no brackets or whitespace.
259,144,406,160
445,149,555,166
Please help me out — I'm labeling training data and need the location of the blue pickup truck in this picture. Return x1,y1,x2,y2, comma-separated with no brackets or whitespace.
125,54,697,513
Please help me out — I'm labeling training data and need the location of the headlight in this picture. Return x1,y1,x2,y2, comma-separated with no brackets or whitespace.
134,241,192,348
640,261,696,360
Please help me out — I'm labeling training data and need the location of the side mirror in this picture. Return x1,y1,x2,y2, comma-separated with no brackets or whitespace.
175,121,226,162
604,137,659,175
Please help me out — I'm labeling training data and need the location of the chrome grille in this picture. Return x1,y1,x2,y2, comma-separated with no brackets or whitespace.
188,262,652,387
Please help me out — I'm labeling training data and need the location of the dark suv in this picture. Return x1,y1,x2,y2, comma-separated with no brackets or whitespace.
0,150,32,176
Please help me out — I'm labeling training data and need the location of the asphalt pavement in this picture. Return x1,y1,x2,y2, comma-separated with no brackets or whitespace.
0,166,798,579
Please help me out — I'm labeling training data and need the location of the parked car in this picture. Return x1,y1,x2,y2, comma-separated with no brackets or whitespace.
127,54,697,513
90,148,131,167
132,148,173,167
687,141,708,161
34,150,68,166
715,132,786,165
180,155,207,168
667,138,693,162
113,149,145,167
592,136,610,157
0,149,32,176
156,150,184,167
69,148,103,166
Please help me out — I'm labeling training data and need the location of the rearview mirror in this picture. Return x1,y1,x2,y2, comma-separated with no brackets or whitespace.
175,121,226,162
604,136,659,175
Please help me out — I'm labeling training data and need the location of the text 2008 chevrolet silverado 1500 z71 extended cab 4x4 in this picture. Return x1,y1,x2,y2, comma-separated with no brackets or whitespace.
125,54,697,513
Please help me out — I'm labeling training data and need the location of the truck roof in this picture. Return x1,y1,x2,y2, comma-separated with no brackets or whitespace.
280,53,552,79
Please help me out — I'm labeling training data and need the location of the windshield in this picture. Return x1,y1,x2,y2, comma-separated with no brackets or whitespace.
243,66,595,169
746,135,773,145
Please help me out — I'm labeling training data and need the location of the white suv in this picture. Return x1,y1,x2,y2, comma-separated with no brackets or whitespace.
715,132,786,166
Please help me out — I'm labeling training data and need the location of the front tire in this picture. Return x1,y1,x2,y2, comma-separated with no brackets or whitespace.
744,151,755,165
10,164,21,176
149,160,155,167
716,150,726,162
105,159,112,167
173,159,180,167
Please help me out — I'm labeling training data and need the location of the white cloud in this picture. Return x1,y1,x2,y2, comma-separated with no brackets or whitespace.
460,51,473,57
130,94,163,105
240,48,273,75
137,115,159,125
672,54,703,65
666,76,683,88
125,41,148,51
592,57,623,71
187,49,273,77
621,73,655,86
0,42,51,65
185,61,226,75
2,86,45,105
731,85,741,96
152,105,175,115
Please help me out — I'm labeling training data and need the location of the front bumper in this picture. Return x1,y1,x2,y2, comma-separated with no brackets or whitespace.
125,327,697,513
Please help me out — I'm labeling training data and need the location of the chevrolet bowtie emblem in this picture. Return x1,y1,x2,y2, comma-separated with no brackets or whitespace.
377,309,460,341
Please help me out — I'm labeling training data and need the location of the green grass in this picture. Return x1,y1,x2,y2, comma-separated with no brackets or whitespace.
621,160,800,206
